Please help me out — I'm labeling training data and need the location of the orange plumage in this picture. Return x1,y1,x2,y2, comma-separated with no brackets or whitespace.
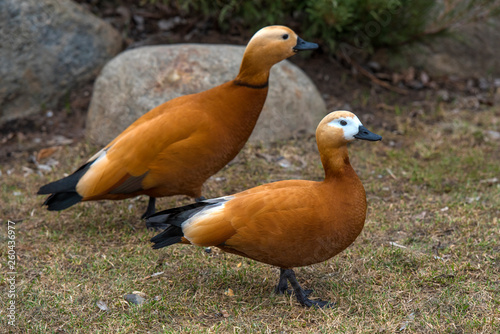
37,26,318,217
148,110,382,307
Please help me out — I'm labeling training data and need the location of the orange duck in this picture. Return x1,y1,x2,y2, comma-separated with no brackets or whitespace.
38,26,318,218
147,110,382,307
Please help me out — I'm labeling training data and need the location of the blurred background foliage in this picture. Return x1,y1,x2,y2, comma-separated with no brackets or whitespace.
145,0,500,55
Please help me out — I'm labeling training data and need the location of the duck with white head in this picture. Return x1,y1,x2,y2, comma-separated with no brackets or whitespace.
148,110,382,308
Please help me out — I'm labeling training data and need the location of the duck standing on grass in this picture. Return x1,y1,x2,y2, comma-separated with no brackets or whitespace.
147,110,382,308
37,26,318,218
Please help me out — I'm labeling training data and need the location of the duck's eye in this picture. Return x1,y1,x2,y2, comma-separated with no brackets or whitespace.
282,34,289,40
340,120,348,126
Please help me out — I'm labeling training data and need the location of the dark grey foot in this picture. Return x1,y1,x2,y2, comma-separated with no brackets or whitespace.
141,197,156,219
274,269,313,297
195,196,206,203
278,268,334,308
301,298,333,308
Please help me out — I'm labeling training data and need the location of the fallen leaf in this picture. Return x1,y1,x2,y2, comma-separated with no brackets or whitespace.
96,300,109,311
37,146,60,161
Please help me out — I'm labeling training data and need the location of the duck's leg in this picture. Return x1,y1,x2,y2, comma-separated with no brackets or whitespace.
275,268,289,294
141,196,156,219
275,268,313,296
282,269,333,308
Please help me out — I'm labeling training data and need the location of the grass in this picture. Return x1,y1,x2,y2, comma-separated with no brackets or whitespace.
0,101,499,333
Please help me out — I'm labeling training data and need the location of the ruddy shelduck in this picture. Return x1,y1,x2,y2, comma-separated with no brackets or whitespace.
38,26,318,217
147,110,382,307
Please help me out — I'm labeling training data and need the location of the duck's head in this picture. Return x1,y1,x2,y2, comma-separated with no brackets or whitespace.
246,25,318,60
317,111,382,149
237,26,318,85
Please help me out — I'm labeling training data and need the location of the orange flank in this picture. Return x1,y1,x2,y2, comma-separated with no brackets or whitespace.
148,110,382,308
37,26,318,217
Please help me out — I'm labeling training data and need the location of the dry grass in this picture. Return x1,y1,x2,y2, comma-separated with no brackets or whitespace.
1,101,499,333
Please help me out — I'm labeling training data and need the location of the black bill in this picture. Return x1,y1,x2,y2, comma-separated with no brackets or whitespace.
354,125,382,141
293,36,319,51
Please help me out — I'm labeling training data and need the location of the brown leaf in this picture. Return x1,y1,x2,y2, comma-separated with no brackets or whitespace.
37,146,60,161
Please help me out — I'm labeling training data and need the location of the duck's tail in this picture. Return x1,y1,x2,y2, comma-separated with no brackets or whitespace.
37,161,92,211
147,198,230,249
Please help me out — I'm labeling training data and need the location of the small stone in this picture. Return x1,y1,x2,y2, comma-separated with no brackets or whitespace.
124,293,146,305
486,130,500,140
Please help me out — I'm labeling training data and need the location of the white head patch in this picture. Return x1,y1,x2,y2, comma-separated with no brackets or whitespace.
327,113,363,141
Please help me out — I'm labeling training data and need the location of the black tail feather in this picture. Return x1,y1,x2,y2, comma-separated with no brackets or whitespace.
38,161,93,211
151,225,184,249
43,192,84,211
148,198,229,249
38,161,92,195
146,201,213,228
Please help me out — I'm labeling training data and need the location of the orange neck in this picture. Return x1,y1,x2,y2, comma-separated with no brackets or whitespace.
319,145,354,181
235,49,274,87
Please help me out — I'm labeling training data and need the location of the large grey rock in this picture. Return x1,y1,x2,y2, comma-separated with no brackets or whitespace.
0,0,122,123
86,44,326,145
378,17,500,77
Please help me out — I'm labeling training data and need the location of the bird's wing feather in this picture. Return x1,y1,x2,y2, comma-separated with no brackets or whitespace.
76,104,207,198
182,181,324,248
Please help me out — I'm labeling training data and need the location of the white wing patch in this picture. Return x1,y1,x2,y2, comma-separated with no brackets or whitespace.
182,196,234,230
